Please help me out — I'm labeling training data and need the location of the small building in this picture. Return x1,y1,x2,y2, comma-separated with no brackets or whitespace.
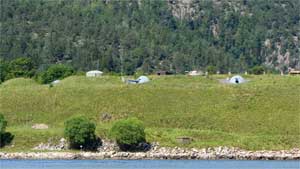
188,70,203,76
289,69,300,75
156,70,174,76
156,70,167,76
86,70,103,77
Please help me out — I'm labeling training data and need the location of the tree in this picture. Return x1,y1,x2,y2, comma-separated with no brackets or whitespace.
0,0,299,73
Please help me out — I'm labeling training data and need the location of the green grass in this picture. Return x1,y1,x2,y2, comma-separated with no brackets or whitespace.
0,75,299,151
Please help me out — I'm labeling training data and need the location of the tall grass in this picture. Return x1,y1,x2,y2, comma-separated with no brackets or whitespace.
0,75,299,151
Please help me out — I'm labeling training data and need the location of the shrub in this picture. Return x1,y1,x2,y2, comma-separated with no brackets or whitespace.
250,66,265,75
110,118,148,151
64,116,100,150
206,65,217,75
0,60,9,83
38,64,74,84
0,114,14,148
7,57,36,79
0,114,7,134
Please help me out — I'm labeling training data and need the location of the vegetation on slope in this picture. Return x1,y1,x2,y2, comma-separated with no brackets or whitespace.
1,0,299,74
0,75,299,151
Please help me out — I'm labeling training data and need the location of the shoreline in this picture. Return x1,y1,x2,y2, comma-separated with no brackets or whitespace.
1,147,299,160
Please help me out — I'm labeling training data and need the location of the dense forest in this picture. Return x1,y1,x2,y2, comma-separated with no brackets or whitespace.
0,0,299,79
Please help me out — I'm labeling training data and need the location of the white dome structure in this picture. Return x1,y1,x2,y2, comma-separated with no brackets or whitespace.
86,70,103,77
229,75,245,84
127,76,150,84
136,76,150,84
51,80,61,85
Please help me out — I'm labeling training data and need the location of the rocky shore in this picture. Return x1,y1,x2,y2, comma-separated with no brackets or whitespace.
1,147,299,160
1,140,299,160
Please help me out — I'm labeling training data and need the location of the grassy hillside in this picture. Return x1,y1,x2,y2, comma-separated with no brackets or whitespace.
0,75,299,151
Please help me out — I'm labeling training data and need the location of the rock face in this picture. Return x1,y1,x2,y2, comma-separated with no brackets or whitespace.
97,140,119,152
168,0,195,19
33,138,66,151
2,142,300,160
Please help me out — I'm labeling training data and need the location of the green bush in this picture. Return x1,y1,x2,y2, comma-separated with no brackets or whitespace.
0,114,7,134
64,116,100,150
0,60,9,83
38,64,74,84
110,118,147,151
206,65,217,75
7,57,36,79
250,66,265,75
0,114,14,148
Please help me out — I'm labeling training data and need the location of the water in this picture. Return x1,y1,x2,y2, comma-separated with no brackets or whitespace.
0,160,299,169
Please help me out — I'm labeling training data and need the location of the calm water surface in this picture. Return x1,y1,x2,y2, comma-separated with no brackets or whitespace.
0,160,299,169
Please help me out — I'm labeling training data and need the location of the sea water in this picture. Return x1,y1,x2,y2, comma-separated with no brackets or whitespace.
0,160,299,169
